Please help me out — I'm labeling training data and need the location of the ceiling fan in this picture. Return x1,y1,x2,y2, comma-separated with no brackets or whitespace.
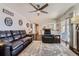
29,3,48,16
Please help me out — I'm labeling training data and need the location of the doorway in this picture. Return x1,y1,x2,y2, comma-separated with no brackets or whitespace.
34,23,40,41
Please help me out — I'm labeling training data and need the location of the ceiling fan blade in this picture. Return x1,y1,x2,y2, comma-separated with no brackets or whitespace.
39,4,48,10
29,10,37,13
40,11,48,14
29,3,38,10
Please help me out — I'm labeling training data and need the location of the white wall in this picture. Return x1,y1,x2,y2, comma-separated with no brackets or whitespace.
0,4,32,34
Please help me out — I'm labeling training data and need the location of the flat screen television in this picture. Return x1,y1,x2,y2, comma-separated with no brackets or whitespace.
44,29,51,34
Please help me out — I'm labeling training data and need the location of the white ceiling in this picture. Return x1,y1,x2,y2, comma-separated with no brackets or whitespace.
2,3,75,25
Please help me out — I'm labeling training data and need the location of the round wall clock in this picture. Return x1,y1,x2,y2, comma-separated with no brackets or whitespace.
19,20,23,26
4,17,13,26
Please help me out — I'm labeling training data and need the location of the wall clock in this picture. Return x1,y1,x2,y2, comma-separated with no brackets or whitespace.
19,20,23,26
4,17,13,26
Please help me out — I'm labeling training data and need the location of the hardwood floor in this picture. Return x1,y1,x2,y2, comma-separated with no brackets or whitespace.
18,41,77,56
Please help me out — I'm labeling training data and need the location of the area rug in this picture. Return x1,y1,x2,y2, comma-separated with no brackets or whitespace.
18,41,77,56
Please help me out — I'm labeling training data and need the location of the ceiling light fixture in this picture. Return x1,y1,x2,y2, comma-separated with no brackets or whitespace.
37,11,40,16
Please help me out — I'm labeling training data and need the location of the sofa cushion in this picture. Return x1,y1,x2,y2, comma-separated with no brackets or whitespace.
11,40,23,50
21,37,32,42
12,45,23,56
6,37,14,42
13,35,21,40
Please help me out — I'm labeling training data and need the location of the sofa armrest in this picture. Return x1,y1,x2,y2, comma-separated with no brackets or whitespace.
4,43,12,56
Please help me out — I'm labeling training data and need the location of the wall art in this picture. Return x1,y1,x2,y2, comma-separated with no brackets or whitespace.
3,8,14,16
26,23,29,28
4,17,13,26
19,20,23,26
31,24,32,28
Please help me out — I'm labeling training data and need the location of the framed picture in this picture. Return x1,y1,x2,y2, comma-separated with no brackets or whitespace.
26,23,29,28
19,20,23,26
4,17,13,26
3,8,14,16
31,24,32,28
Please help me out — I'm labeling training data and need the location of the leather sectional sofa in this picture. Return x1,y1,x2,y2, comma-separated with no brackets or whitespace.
0,30,33,56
